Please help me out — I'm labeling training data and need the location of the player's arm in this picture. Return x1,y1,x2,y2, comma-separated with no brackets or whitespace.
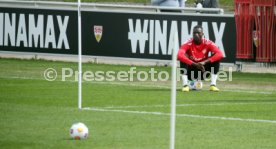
206,42,223,63
178,45,205,71
177,45,194,65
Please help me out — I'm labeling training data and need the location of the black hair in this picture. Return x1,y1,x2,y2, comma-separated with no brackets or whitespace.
193,25,203,30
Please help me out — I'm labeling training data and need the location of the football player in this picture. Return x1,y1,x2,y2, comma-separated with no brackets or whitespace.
177,25,223,92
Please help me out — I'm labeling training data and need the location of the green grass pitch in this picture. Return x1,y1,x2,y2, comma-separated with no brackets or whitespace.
0,58,276,149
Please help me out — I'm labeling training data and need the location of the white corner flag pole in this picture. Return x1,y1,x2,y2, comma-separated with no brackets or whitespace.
169,31,178,149
77,0,82,110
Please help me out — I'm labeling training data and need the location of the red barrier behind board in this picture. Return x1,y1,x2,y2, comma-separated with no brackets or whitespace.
252,0,275,62
235,0,254,59
274,14,276,62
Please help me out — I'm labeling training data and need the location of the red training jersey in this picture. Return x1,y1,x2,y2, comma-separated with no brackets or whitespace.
177,38,223,65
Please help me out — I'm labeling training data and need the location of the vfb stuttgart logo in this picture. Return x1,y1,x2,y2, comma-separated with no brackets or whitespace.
94,25,103,43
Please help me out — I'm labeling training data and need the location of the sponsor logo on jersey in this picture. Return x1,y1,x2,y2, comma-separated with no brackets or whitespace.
202,49,207,54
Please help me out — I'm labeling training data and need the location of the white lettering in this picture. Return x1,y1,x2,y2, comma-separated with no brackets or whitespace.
128,19,148,54
128,19,226,57
181,21,198,43
16,14,28,47
44,15,56,49
167,21,179,55
57,15,69,49
62,68,73,81
0,13,3,46
202,22,209,39
149,20,154,54
1,13,69,50
29,14,44,48
155,20,167,55
4,13,16,46
212,22,226,57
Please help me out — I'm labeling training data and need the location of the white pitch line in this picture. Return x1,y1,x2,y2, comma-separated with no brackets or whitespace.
93,81,274,95
83,107,276,124
224,89,273,95
102,102,276,109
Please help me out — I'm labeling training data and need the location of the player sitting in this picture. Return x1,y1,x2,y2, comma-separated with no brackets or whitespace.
177,25,223,92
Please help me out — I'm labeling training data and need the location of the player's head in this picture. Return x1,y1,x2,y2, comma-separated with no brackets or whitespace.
193,25,204,45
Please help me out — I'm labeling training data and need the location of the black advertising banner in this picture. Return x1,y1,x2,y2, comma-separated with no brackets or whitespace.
0,6,236,63
82,11,236,63
0,7,78,54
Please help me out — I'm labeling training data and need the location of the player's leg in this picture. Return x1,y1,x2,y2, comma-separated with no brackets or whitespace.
180,62,200,92
180,62,190,92
204,61,220,91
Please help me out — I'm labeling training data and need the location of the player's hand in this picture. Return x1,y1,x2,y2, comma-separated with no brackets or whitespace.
192,62,205,72
199,60,211,66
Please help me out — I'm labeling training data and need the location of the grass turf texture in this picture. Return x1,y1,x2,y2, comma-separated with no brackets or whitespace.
0,58,276,149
